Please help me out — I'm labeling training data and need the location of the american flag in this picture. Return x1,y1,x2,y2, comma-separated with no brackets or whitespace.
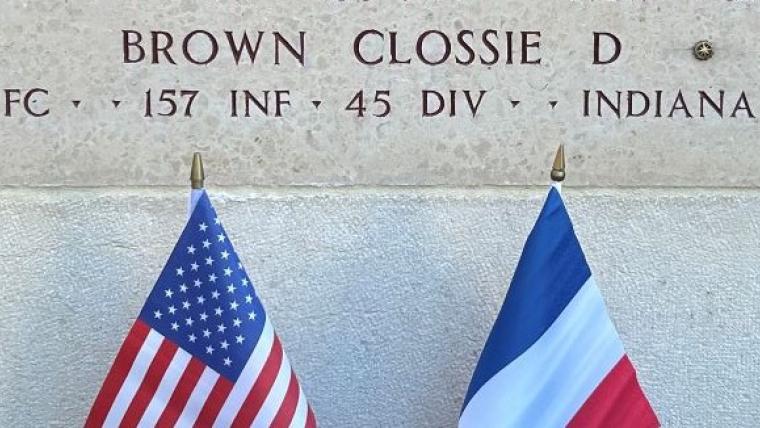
85,191,316,427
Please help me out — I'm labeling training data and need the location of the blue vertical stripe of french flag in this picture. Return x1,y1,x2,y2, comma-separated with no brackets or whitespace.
460,186,658,428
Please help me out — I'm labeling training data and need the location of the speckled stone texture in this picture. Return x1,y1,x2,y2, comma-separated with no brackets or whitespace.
0,188,758,427
1,1,759,186
2,1,759,426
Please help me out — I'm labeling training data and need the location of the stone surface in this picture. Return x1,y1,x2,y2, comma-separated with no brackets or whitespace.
2,1,759,426
0,187,758,427
0,1,759,186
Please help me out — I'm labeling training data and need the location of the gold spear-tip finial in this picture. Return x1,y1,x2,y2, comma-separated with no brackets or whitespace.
190,152,205,189
550,144,565,182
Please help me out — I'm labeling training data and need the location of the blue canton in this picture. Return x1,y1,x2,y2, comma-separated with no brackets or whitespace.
139,191,267,381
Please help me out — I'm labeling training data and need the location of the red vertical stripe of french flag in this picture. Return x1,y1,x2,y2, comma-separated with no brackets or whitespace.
568,355,660,428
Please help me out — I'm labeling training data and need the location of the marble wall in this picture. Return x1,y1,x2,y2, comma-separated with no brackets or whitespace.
1,1,759,426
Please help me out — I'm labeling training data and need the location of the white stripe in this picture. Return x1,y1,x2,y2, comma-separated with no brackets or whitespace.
460,277,625,428
103,329,163,427
212,319,276,427
175,367,220,428
188,189,204,219
136,348,192,427
252,352,293,427
288,385,308,428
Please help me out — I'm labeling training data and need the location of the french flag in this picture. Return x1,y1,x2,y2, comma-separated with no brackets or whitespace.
460,186,659,427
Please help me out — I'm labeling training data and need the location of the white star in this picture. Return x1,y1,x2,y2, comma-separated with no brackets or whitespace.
179,283,188,293
190,262,199,271
248,311,257,321
197,296,206,304
217,233,226,242
217,323,227,333
230,301,239,311
205,257,214,266
205,345,214,354
235,335,245,344
168,305,177,315
164,289,174,298
199,222,208,232
237,262,243,270
176,267,184,276
233,318,242,327
185,317,194,326
223,267,232,277
223,357,232,366
171,322,179,331
202,239,211,249
220,340,229,350
188,333,197,343
187,245,196,254
227,284,236,294
202,328,211,338
220,250,230,260
193,279,202,288
244,295,253,304
214,307,223,316
153,310,163,319
211,290,220,299
208,273,217,283
214,217,221,225
182,300,191,310
199,312,208,321
241,278,249,287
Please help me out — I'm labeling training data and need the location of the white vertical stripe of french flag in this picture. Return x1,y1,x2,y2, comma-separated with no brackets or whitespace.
460,277,625,428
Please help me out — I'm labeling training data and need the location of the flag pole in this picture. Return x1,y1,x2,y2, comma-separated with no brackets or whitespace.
550,144,565,192
188,152,205,217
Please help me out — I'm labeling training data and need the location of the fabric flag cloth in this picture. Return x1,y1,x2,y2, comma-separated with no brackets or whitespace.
86,191,316,428
460,186,659,428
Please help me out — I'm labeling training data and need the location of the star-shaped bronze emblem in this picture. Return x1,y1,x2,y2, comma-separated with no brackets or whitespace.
693,40,713,60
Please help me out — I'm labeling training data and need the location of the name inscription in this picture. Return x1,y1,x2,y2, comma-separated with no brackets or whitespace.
1,29,755,120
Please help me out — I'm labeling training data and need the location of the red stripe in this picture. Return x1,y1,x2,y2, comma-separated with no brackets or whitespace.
120,339,178,427
305,405,317,428
231,336,284,426
155,357,205,427
568,355,659,428
193,376,234,427
85,320,151,428
269,370,300,427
